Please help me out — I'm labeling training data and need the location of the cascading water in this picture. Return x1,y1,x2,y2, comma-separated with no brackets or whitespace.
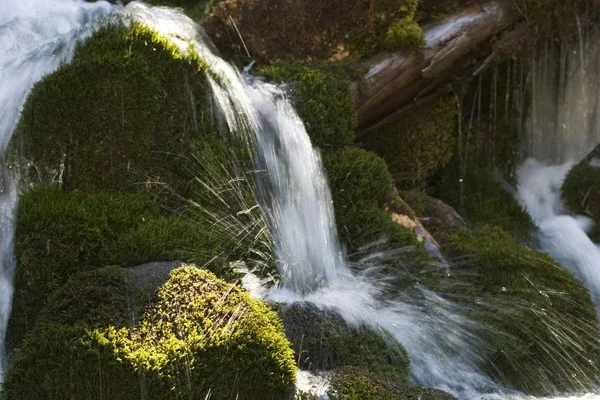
0,0,112,381
126,5,504,398
3,2,600,399
517,31,600,308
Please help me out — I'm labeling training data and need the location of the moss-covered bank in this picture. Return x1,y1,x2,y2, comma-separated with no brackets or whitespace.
366,96,458,188
2,266,296,400
441,226,600,394
330,367,456,400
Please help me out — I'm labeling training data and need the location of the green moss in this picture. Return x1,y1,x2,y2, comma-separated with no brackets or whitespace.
385,18,425,50
366,96,458,188
7,187,220,352
442,226,600,394
324,147,411,250
347,0,424,55
330,367,456,400
324,147,392,208
562,163,600,240
259,63,357,149
434,163,533,237
323,147,439,288
2,266,296,400
10,22,213,196
280,303,409,381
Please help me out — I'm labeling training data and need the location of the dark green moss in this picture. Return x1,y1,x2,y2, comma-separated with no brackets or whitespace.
441,226,600,394
7,187,220,352
346,0,425,55
280,303,409,381
366,96,458,188
324,147,414,251
323,147,439,288
562,163,600,241
329,367,456,400
434,163,533,237
11,22,213,196
259,63,357,149
2,266,296,400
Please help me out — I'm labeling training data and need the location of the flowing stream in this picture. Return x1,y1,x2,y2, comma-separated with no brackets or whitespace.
127,4,505,398
2,1,600,399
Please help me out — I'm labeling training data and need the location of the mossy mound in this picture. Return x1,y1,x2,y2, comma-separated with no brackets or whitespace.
329,367,456,400
323,147,439,288
259,63,357,149
366,96,458,188
2,266,296,400
442,226,600,394
324,146,411,252
280,302,409,380
562,162,600,241
7,186,220,352
204,0,424,63
10,22,213,195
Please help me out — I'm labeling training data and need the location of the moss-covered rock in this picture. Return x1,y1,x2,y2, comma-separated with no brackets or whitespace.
259,63,357,149
204,0,424,63
280,302,409,380
433,163,533,238
329,367,456,400
6,186,220,352
323,147,421,251
441,226,600,394
366,96,458,188
323,147,440,289
10,22,213,196
2,266,296,400
562,162,600,241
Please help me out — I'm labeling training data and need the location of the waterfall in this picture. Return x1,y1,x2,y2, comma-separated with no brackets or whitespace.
0,0,112,381
127,4,501,398
518,31,600,309
122,2,345,295
4,2,599,399
526,33,600,163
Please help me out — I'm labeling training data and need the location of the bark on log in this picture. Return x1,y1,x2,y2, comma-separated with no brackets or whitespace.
355,2,521,136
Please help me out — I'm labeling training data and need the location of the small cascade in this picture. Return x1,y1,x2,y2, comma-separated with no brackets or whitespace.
123,2,345,294
517,28,600,309
517,160,600,306
128,4,501,397
0,0,112,380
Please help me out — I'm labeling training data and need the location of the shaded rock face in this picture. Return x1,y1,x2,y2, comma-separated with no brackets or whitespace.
204,0,421,62
402,191,465,238
279,302,409,380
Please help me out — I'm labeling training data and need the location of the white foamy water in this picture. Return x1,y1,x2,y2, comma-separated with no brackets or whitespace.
517,160,600,307
122,2,344,294
0,0,113,381
3,2,599,399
